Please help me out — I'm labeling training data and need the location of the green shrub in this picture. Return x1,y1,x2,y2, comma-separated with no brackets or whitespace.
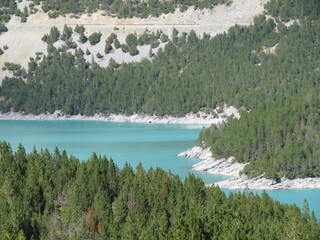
89,32,102,45
160,33,169,43
105,43,113,54
126,33,138,47
114,38,121,49
0,23,8,33
121,44,129,53
151,40,160,49
97,52,103,58
75,25,85,34
79,33,88,44
129,45,139,56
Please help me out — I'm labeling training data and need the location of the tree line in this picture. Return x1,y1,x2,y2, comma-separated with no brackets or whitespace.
41,25,167,57
195,0,320,181
2,14,320,116
0,0,15,33
32,0,231,19
0,0,231,34
0,142,319,239
198,90,320,180
265,0,320,22
2,0,320,181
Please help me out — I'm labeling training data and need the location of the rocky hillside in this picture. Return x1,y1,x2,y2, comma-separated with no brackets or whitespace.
0,0,267,83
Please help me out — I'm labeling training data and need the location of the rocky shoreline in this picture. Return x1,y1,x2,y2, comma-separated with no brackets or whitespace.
178,146,246,176
0,106,240,125
214,175,320,190
178,146,320,190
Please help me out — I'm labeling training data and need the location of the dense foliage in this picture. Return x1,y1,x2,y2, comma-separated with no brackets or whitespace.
0,142,319,239
2,15,320,116
198,90,320,180
0,0,30,29
1,1,320,181
194,1,320,180
32,0,231,18
89,32,102,45
0,0,16,22
265,0,320,22
0,0,16,32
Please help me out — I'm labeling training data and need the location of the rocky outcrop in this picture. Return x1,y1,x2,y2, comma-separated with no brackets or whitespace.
178,146,246,177
179,146,320,190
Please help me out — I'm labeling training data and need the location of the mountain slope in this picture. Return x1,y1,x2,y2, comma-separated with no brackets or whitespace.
198,90,320,180
0,0,267,82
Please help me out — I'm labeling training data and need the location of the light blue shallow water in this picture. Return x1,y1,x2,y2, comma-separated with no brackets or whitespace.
0,120,320,218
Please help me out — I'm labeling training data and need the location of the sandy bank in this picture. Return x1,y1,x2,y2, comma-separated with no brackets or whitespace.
0,106,239,125
179,146,320,190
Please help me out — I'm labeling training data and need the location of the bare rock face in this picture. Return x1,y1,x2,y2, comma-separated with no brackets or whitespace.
178,146,212,159
214,175,320,190
178,146,246,177
179,146,320,190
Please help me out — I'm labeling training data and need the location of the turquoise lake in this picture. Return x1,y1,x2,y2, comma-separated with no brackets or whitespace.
1,120,320,218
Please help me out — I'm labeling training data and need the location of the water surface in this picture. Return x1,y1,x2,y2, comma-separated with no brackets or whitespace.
0,120,319,218
0,120,228,183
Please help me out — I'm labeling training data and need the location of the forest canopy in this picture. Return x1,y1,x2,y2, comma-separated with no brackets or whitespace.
0,142,319,239
194,0,320,181
198,90,320,180
1,13,320,116
265,0,320,22
33,0,231,18
1,0,320,181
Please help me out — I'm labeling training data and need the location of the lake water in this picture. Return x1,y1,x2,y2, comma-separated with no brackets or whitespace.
1,120,320,218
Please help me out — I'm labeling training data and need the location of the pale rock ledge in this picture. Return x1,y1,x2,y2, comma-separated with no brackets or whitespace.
178,146,320,190
178,146,247,177
0,106,240,125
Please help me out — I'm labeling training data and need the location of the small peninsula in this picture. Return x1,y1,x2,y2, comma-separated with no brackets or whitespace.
179,146,320,190
179,90,320,189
